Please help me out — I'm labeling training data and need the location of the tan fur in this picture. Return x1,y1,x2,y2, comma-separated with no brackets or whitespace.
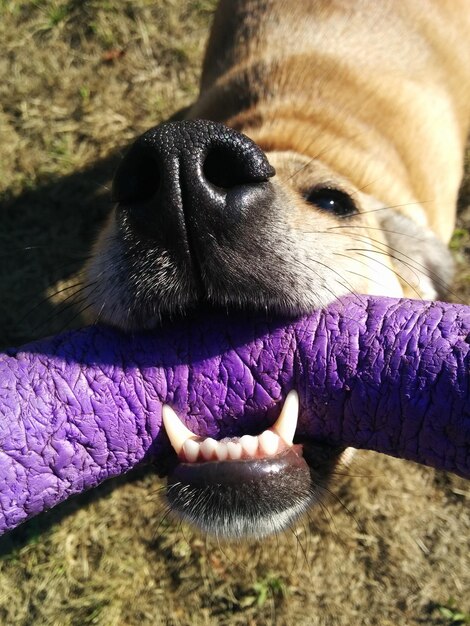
192,0,470,244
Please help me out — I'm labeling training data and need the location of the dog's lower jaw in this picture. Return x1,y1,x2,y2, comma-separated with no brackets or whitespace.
166,445,353,540
166,449,315,540
161,394,352,540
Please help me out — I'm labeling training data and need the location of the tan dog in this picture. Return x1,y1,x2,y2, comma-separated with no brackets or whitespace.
83,0,470,537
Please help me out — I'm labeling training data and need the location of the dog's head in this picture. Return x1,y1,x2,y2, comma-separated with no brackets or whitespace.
83,119,452,539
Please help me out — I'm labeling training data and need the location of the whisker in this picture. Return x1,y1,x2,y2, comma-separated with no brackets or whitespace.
299,254,367,306
16,280,87,325
289,523,312,571
346,249,423,298
327,224,424,240
317,484,362,532
91,299,108,327
152,504,176,543
52,299,98,336
342,200,432,218
343,233,457,297
342,268,397,291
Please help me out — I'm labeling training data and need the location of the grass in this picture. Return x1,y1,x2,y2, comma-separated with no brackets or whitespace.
437,600,470,625
0,1,470,625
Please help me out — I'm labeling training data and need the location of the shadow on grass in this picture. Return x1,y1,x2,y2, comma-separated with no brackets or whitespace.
0,465,153,559
0,150,123,349
0,107,192,350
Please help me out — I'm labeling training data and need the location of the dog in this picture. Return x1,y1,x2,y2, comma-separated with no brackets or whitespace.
83,0,470,539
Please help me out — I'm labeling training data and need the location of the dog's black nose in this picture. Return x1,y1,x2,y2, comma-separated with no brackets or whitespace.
112,120,275,256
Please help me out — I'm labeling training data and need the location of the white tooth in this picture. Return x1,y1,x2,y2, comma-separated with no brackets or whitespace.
182,439,200,462
240,434,258,457
200,438,218,461
259,430,280,456
215,442,229,461
226,441,243,460
271,390,299,445
162,404,198,456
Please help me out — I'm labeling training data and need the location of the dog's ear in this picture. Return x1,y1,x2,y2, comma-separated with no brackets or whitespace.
360,195,454,299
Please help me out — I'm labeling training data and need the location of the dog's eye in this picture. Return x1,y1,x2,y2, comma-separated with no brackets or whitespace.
305,188,357,217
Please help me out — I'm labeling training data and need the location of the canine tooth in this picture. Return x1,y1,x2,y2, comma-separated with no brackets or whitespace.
271,390,299,445
240,434,258,457
183,439,200,463
227,441,243,460
162,404,198,456
259,430,280,456
200,437,218,461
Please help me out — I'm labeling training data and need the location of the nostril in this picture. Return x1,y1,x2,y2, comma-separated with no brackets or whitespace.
203,145,253,189
112,146,161,204
203,142,275,189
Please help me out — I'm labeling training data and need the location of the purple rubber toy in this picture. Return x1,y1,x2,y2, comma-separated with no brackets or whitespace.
1,294,469,535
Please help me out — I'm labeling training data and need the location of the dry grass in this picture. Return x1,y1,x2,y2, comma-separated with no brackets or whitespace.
1,1,470,625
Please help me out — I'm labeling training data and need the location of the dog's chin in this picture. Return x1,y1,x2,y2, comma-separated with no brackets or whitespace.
165,443,350,540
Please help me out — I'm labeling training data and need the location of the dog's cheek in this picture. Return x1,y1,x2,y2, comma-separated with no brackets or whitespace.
380,210,455,300
321,193,404,299
279,189,398,301
263,153,403,300
358,193,455,299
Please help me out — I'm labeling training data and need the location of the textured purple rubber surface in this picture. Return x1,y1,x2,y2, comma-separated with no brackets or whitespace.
1,295,469,534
